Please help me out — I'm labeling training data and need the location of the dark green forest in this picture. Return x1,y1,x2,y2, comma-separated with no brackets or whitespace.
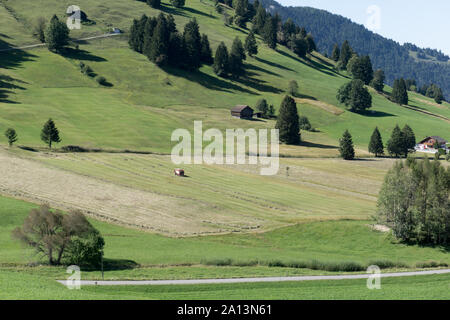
257,0,450,100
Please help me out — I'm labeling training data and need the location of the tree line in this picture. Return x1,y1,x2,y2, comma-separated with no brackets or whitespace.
338,124,417,161
129,14,212,69
377,158,450,245
2,119,62,149
216,0,316,58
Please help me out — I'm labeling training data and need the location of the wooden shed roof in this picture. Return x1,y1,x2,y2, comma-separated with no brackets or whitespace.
231,105,253,113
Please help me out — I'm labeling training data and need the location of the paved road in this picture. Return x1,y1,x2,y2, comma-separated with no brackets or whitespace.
57,269,450,286
0,33,121,52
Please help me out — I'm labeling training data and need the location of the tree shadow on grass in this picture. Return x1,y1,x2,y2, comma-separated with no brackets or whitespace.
276,49,340,77
162,65,257,95
0,42,36,70
245,62,280,77
103,258,139,271
254,56,295,72
295,93,318,101
359,109,396,118
60,47,107,62
160,4,190,18
0,70,28,104
183,6,217,19
234,77,283,94
299,141,338,149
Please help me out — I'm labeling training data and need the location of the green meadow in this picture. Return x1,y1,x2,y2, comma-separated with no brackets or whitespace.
0,0,449,299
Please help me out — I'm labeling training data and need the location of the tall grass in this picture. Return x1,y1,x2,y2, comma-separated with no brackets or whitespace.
200,258,412,272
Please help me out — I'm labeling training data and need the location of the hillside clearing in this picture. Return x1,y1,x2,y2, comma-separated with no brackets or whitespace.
0,147,383,236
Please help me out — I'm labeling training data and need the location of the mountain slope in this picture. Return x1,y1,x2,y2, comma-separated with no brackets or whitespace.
0,0,448,154
258,0,450,100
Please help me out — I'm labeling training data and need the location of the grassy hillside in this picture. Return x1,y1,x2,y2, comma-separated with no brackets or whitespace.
0,0,449,300
1,194,449,299
2,195,449,270
0,0,448,153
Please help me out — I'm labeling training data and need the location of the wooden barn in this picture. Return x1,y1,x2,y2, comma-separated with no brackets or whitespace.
231,105,254,119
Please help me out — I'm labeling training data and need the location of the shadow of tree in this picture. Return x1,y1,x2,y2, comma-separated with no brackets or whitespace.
103,258,139,271
60,47,107,62
161,65,257,95
359,109,396,118
0,39,37,69
245,62,280,77
0,38,34,103
299,141,338,149
295,93,317,101
160,4,190,18
254,56,294,72
276,49,340,77
234,75,283,94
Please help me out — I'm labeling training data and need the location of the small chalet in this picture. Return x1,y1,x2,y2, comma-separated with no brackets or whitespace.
415,136,449,153
231,105,254,119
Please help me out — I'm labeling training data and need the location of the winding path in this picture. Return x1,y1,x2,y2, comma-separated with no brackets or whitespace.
57,269,450,286
0,33,121,52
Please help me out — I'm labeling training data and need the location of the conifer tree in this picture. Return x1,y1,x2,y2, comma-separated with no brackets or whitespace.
128,19,140,52
40,119,61,149
213,42,230,77
147,0,161,9
255,99,269,118
234,0,248,28
305,34,316,53
275,96,301,145
291,36,308,58
137,15,150,54
262,17,277,49
200,34,213,65
143,17,157,57
434,87,444,104
339,130,355,160
252,3,266,34
387,125,406,158
229,37,246,78
183,18,202,70
168,32,185,68
368,127,384,157
402,124,416,152
391,78,408,105
167,14,177,34
288,80,299,97
45,15,69,52
370,69,385,92
244,31,258,57
349,55,373,85
148,14,169,65
331,44,340,61
339,40,352,69
4,128,18,147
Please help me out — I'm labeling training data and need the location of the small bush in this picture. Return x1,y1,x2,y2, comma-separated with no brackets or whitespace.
415,261,448,269
201,258,232,266
96,76,107,86
61,145,88,153
367,260,408,269
231,260,258,267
